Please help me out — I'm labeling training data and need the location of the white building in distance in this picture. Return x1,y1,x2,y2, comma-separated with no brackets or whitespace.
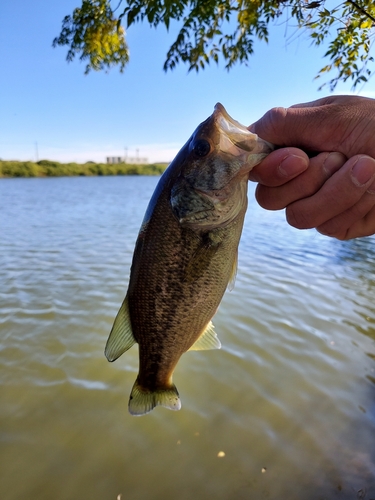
106,156,148,164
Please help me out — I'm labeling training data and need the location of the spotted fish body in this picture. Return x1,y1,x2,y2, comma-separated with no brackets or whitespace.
105,103,273,415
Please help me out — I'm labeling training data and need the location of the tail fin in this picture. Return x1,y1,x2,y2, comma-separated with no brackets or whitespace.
128,380,181,416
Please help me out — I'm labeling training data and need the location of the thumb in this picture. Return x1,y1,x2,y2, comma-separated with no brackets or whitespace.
249,107,290,144
249,104,339,153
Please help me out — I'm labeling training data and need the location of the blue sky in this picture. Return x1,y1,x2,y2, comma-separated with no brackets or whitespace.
1,0,374,164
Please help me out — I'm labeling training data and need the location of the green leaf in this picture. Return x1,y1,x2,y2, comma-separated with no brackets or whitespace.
54,0,375,89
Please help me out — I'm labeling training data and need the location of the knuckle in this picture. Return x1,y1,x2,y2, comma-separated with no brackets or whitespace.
255,185,284,210
265,107,288,135
317,225,347,240
253,107,288,139
285,204,314,229
317,217,351,240
254,185,270,209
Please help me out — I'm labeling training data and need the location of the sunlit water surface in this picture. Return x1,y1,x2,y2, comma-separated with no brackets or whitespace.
1,176,374,500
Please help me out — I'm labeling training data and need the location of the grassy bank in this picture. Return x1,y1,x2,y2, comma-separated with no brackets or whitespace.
0,160,168,178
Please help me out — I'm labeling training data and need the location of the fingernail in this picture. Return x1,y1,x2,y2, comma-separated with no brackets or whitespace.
351,156,375,187
278,155,308,178
323,152,346,176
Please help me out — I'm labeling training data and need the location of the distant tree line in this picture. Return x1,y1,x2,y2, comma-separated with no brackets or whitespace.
0,159,168,178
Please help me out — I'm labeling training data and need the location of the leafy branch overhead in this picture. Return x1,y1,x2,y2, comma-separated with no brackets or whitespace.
53,0,375,90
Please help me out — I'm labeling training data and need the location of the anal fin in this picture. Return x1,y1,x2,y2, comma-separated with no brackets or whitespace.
105,295,136,362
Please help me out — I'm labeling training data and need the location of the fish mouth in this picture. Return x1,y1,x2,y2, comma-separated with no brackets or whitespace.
171,102,274,231
213,102,273,162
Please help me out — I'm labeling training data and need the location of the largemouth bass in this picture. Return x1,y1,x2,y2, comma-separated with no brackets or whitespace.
105,103,273,416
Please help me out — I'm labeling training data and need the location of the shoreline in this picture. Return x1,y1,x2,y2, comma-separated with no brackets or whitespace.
0,160,168,178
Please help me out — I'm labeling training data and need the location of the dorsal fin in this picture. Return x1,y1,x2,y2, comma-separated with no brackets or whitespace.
188,321,221,351
105,295,136,362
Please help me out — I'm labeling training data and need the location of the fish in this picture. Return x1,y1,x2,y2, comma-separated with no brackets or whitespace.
105,103,273,416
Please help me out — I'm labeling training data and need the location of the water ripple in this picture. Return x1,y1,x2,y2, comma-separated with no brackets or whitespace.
0,177,374,500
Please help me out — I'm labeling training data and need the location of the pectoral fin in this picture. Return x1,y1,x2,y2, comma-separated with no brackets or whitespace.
184,235,220,282
228,250,238,291
105,295,136,362
188,321,221,351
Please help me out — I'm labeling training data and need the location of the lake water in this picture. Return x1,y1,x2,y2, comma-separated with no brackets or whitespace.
1,175,374,500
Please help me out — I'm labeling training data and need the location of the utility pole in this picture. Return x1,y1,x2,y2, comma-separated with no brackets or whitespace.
124,147,128,163
35,142,39,162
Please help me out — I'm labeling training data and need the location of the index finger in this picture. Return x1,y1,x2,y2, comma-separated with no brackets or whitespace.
249,148,309,187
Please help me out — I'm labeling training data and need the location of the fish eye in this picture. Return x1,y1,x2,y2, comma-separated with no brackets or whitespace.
192,139,211,158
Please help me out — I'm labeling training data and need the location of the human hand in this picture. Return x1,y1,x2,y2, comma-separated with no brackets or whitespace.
250,95,375,158
249,95,375,240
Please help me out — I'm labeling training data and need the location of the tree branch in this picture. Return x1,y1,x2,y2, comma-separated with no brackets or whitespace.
346,0,375,24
